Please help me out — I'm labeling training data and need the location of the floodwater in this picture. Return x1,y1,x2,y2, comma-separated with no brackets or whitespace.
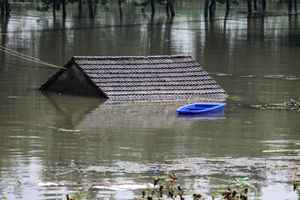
1,1,300,199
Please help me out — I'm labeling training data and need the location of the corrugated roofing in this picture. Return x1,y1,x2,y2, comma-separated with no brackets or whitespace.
41,55,226,102
73,55,226,102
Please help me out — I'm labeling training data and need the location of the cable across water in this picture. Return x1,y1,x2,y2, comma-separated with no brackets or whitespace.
0,44,65,69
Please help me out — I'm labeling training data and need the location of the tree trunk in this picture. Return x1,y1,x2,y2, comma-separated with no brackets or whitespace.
288,0,293,14
150,0,155,18
209,0,216,18
62,0,66,20
253,0,257,10
53,0,56,19
78,0,82,17
0,1,4,17
226,0,230,15
288,0,298,14
87,0,95,18
262,0,266,12
166,0,175,17
166,1,169,17
0,0,11,18
118,0,123,21
247,0,252,13
204,0,210,19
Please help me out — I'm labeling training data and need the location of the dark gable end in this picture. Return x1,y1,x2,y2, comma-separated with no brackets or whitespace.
40,58,108,98
40,55,226,102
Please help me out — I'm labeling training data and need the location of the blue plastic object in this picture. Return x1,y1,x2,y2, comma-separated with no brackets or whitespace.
176,102,226,115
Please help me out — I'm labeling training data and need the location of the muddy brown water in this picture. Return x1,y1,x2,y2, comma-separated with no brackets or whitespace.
0,1,300,199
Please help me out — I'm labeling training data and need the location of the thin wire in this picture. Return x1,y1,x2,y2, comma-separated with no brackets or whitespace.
0,44,65,69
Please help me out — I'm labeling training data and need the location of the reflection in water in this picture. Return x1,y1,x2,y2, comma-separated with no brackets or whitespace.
43,93,105,128
0,1,300,199
176,111,225,121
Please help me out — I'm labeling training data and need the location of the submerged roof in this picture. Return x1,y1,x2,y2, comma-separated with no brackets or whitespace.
40,55,226,102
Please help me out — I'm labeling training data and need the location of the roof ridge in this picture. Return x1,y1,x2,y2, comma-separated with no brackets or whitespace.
41,55,226,102
72,55,191,60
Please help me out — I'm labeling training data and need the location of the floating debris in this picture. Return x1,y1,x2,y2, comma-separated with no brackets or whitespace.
216,73,233,77
38,182,60,187
262,74,299,81
284,76,299,81
263,74,285,79
239,75,256,78
227,95,242,102
262,149,300,153
250,98,300,112
7,95,20,99
38,181,77,187
92,182,153,191
250,104,263,109
57,128,81,133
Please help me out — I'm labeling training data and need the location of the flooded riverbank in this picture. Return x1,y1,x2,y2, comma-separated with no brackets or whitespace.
1,1,300,199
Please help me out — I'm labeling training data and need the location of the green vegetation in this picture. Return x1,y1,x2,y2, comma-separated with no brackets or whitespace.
1,196,7,200
65,174,255,200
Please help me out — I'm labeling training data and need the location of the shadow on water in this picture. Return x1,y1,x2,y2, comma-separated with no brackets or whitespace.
42,92,106,128
177,111,226,121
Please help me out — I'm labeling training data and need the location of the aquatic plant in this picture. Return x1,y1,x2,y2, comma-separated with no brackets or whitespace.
1,196,8,200
209,176,256,200
135,174,252,200
64,173,254,200
137,173,186,200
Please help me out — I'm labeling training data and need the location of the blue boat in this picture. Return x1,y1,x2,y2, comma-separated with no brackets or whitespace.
176,102,226,115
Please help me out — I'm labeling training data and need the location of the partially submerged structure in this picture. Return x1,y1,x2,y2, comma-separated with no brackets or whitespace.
40,55,226,102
